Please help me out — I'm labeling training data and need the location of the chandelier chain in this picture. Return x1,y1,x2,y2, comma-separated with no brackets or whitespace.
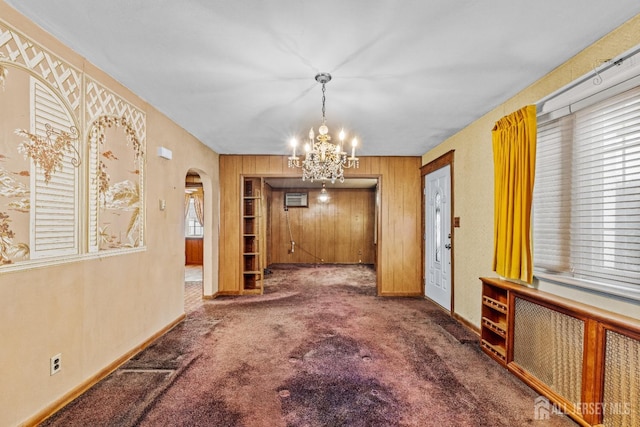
321,83,326,124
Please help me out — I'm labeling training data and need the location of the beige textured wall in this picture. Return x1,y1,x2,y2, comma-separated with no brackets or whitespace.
0,3,220,426
422,14,640,327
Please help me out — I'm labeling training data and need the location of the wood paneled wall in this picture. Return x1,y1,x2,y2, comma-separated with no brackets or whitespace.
268,188,376,264
185,238,203,265
219,155,422,296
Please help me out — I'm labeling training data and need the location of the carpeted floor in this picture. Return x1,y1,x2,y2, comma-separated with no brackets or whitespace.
40,264,577,427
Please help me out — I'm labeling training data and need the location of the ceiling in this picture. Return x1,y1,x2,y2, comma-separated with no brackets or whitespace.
6,1,640,157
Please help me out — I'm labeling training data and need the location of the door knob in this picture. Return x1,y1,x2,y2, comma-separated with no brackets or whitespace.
445,243,451,249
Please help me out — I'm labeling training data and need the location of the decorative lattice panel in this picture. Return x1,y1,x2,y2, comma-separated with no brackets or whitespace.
602,330,640,427
85,77,146,250
513,297,584,404
0,20,81,118
85,77,146,143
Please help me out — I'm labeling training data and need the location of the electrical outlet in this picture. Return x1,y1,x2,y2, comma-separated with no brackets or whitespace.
50,353,62,376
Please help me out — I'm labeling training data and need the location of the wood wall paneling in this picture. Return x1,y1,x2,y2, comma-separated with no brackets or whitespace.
219,155,242,293
185,238,203,265
219,155,422,296
264,182,273,266
268,188,375,264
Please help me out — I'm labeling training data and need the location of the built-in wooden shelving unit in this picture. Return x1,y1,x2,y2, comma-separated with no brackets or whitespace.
242,177,264,294
480,281,509,365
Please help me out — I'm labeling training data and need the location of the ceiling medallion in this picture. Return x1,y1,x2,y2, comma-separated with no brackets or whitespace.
288,73,359,183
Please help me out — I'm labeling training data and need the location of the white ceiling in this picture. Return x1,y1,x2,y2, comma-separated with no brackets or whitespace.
6,1,640,156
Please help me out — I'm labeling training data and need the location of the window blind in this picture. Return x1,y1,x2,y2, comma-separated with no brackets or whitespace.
31,79,79,258
534,85,640,294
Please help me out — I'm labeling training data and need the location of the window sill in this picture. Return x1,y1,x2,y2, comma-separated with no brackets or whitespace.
534,271,640,303
0,246,147,275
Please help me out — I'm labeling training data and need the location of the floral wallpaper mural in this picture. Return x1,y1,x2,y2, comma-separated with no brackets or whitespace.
15,125,80,184
0,21,145,269
0,61,33,265
89,115,144,250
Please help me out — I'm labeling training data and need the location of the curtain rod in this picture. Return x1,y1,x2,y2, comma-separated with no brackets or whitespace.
536,44,640,112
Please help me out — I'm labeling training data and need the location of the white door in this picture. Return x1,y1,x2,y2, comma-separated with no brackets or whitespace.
425,165,451,310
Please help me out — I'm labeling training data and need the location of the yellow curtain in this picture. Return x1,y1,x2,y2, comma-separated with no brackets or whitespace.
492,105,537,283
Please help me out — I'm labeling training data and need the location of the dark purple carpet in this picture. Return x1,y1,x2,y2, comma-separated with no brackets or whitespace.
40,264,577,427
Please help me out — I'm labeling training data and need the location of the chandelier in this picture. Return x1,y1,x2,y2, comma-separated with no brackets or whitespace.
288,72,359,183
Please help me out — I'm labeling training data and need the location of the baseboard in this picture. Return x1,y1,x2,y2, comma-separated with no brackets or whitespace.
423,295,481,336
23,314,186,427
216,290,241,296
378,292,423,297
203,292,219,300
452,312,480,335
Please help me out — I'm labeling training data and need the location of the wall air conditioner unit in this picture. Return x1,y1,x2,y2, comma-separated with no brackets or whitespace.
284,192,308,208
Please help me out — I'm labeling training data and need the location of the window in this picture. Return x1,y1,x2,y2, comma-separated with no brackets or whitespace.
534,85,640,300
185,197,203,237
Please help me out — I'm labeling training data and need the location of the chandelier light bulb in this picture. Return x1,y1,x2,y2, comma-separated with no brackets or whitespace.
290,138,298,157
309,128,315,140
304,142,311,153
319,124,328,135
339,129,345,141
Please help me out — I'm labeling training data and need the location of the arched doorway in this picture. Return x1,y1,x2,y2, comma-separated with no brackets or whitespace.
182,167,220,305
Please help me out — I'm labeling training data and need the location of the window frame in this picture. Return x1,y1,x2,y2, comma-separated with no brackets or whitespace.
534,67,640,303
184,196,204,238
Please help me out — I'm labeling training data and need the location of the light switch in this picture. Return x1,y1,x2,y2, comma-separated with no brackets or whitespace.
159,199,166,211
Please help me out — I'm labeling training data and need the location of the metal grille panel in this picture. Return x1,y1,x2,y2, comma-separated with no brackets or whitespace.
602,330,640,427
513,297,584,404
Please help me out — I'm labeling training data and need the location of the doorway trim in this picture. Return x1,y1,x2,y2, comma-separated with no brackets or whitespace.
259,174,381,294
421,150,455,313
184,168,218,299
